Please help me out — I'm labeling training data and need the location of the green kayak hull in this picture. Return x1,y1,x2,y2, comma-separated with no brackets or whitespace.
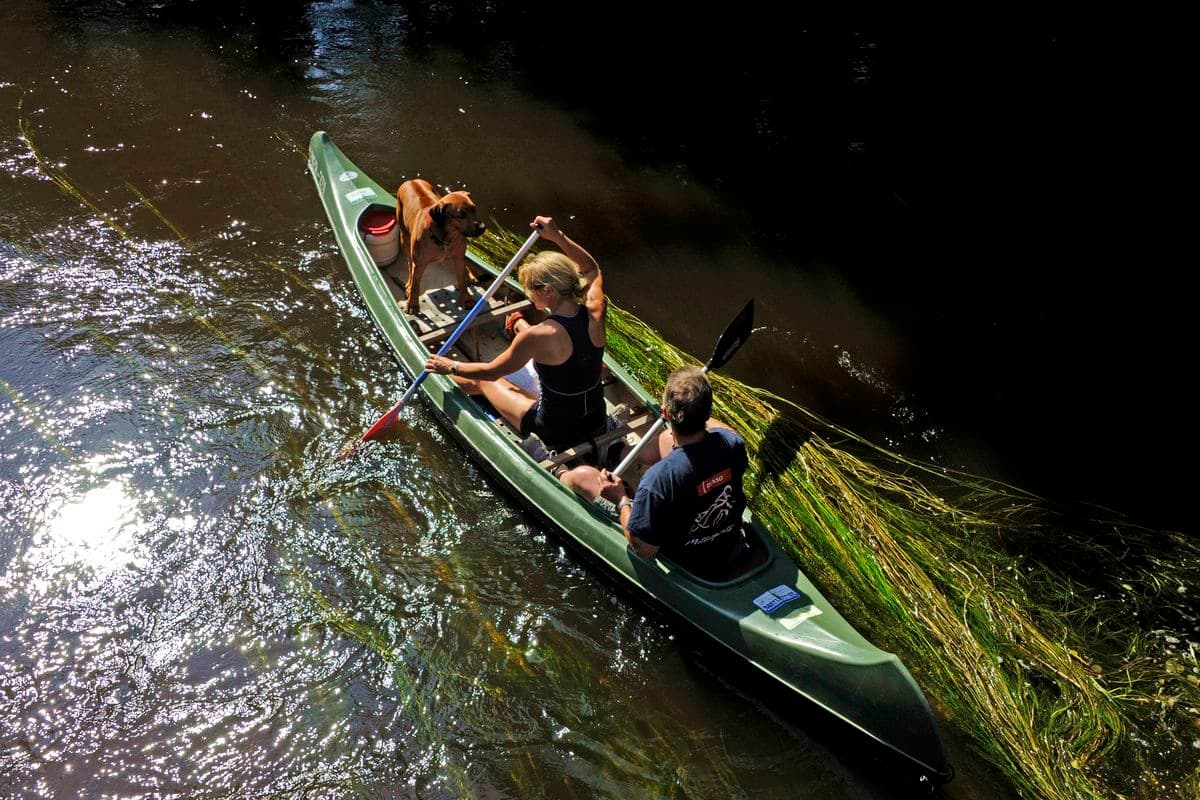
307,131,951,783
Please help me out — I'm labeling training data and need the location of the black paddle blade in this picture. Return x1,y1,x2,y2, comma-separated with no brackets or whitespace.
705,299,754,371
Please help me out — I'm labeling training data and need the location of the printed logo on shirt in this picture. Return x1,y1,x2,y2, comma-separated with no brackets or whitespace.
696,468,732,497
687,484,736,542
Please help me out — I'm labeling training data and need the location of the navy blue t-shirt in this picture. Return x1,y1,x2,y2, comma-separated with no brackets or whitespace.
626,427,749,574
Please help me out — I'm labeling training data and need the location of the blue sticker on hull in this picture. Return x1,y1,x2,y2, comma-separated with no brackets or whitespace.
753,585,802,613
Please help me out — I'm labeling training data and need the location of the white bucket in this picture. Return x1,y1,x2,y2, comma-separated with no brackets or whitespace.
359,208,400,266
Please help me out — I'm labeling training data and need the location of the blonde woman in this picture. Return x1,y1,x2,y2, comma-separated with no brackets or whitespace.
424,215,607,453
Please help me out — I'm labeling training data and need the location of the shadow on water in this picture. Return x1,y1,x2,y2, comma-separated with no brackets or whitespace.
40,0,853,231
747,409,813,507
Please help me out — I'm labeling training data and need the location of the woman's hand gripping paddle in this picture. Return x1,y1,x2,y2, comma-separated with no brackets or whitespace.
610,298,754,477
353,228,541,448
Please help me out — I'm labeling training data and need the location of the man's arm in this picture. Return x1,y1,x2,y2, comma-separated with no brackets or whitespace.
618,497,659,559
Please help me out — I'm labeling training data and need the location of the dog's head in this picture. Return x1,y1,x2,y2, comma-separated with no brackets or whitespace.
431,191,487,238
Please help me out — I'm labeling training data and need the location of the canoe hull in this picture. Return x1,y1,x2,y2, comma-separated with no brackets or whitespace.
307,131,951,782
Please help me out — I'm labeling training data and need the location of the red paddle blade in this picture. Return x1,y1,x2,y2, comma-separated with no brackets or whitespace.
361,404,402,441
705,299,754,371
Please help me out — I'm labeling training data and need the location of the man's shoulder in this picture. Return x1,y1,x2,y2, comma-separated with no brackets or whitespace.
709,426,745,447
640,449,688,488
644,450,681,477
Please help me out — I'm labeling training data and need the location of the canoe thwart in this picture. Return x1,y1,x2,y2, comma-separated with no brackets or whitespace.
417,298,534,347
539,412,653,470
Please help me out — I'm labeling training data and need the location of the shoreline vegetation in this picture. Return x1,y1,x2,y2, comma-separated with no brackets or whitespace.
474,226,1200,800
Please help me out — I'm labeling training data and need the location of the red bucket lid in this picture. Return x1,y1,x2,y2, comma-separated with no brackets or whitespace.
359,209,397,236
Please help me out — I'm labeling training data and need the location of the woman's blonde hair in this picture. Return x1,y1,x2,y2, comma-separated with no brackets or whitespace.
518,252,586,300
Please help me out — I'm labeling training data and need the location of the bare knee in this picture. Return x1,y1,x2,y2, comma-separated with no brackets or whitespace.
560,465,602,502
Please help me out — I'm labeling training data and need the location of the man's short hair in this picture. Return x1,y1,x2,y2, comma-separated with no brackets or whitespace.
662,366,712,435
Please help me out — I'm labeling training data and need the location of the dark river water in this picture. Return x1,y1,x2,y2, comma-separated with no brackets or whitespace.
1,3,1190,798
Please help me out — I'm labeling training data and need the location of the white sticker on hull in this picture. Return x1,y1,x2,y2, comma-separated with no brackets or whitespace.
345,187,376,203
778,605,823,630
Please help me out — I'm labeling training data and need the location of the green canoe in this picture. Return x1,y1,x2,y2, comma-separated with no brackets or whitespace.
307,131,951,784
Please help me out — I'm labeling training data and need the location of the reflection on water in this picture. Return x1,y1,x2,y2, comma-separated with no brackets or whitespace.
29,478,141,590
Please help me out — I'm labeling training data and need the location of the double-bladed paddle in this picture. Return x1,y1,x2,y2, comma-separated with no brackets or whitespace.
611,298,754,477
358,228,541,442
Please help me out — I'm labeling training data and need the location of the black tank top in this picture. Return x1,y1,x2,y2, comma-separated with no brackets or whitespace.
536,306,603,396
531,306,605,449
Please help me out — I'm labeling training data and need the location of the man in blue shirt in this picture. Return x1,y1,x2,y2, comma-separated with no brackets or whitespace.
565,366,753,577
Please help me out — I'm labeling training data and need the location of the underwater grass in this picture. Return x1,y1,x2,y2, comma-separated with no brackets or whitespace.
471,227,1200,800
16,97,129,240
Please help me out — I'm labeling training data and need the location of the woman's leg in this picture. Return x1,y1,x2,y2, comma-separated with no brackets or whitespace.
474,378,538,431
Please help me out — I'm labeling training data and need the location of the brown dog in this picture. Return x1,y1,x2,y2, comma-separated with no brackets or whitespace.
395,178,487,315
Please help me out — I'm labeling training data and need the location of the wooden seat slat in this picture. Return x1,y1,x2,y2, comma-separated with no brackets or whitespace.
418,298,533,346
